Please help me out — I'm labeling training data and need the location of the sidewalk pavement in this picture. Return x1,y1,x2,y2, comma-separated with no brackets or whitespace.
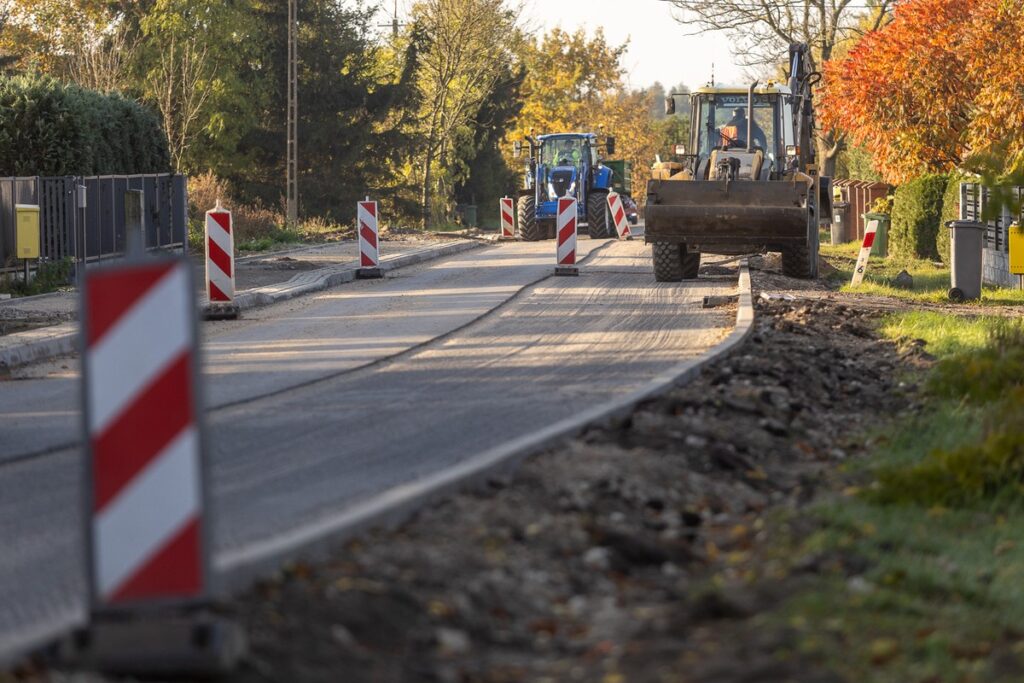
0,237,484,372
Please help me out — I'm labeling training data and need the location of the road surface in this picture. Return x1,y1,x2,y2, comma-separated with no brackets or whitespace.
0,237,739,661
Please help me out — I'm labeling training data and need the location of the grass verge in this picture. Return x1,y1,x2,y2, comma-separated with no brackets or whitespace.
765,312,1024,681
0,258,74,297
819,240,1024,306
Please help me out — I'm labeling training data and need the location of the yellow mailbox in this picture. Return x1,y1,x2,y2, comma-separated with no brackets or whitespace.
15,204,40,260
1010,223,1024,275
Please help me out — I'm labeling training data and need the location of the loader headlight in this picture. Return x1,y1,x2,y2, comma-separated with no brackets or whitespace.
547,182,556,198
568,181,576,194
786,145,798,157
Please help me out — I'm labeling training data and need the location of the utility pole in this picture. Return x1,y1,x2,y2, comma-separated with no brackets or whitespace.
286,0,298,224
377,0,404,38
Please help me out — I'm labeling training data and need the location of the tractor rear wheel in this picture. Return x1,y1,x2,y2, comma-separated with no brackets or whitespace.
587,191,613,239
517,195,542,241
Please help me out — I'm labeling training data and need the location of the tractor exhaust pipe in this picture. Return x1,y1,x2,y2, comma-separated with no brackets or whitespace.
747,80,758,153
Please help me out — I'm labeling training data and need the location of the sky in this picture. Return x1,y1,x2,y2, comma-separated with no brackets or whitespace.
518,0,745,91
384,0,746,92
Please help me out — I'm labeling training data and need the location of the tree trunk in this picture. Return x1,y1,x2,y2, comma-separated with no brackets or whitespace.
816,133,840,178
420,146,434,230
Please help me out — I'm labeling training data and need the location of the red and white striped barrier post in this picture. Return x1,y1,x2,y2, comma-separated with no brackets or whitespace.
555,197,579,276
204,202,239,320
73,257,244,674
850,218,879,286
357,197,383,279
499,197,515,240
607,192,632,240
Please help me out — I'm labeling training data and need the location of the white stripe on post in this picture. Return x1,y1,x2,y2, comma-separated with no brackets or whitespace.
94,427,201,599
87,265,191,434
607,192,631,239
205,208,235,303
556,197,577,269
500,197,515,238
82,258,208,608
851,219,879,286
357,200,380,268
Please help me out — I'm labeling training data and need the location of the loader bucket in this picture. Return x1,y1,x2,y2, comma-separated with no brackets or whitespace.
645,179,812,247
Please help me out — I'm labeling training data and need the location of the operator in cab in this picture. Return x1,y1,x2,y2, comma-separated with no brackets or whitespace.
722,107,767,151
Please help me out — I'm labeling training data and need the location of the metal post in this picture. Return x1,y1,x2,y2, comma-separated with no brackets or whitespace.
286,0,298,225
76,182,87,283
125,190,145,258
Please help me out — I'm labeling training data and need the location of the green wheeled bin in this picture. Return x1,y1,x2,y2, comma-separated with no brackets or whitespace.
863,212,890,257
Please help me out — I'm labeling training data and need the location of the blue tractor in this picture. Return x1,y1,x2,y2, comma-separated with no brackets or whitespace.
513,132,617,241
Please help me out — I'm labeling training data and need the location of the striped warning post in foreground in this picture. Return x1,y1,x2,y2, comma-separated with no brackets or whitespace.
555,197,578,276
358,199,380,270
607,192,631,240
850,218,879,286
500,197,515,239
205,207,234,303
81,258,207,608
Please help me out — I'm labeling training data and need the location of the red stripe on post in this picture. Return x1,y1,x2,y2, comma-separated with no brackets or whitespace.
208,237,232,278
361,251,375,267
863,232,876,249
360,202,377,219
558,220,576,244
92,352,194,512
209,212,231,234
86,263,175,346
559,249,576,265
209,281,229,302
360,224,378,250
108,517,203,603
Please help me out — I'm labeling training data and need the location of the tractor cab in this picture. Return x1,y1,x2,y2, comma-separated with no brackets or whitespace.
513,132,617,241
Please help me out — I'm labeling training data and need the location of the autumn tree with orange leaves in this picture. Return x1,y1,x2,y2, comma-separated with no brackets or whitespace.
821,0,1024,184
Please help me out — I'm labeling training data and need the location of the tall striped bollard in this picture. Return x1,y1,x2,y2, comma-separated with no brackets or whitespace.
357,198,383,279
68,257,245,675
607,192,632,240
204,202,239,320
499,197,515,240
555,197,579,276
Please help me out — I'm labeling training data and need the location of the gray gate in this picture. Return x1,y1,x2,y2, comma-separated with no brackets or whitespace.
0,174,188,274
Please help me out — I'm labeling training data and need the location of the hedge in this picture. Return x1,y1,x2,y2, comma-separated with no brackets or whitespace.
0,75,169,176
937,171,974,264
890,173,950,260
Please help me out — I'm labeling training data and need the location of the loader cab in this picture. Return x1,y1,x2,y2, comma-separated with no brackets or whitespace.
690,86,794,181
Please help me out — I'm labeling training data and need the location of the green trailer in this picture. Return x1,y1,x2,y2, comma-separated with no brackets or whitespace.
604,160,632,197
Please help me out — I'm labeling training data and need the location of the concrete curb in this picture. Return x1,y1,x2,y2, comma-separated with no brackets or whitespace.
215,260,756,591
0,240,483,372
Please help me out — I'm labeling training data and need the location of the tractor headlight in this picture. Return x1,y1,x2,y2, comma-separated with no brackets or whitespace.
568,181,576,194
547,182,556,198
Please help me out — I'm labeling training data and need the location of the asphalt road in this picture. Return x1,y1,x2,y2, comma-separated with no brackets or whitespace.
0,236,738,661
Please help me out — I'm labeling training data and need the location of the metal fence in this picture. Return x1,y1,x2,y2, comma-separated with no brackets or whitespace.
959,182,1019,252
0,174,188,273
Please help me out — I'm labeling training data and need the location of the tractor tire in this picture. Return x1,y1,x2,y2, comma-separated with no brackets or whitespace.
587,191,613,239
517,195,542,241
781,208,820,279
652,242,684,282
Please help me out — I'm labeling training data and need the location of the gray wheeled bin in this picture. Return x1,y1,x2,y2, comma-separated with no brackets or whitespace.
946,220,985,301
831,202,849,245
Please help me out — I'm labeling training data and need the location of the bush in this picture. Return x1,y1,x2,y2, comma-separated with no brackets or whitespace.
936,171,975,264
889,174,950,260
187,172,284,251
0,74,169,175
